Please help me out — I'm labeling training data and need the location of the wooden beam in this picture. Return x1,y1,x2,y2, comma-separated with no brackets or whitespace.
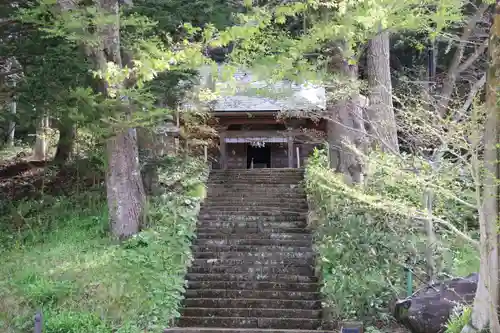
225,130,302,138
216,117,283,126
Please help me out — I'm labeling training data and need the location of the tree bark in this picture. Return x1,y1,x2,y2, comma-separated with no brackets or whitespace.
6,81,16,147
54,120,75,164
326,62,368,184
33,116,49,160
99,0,146,239
366,30,399,153
56,0,146,239
461,3,500,331
106,128,146,239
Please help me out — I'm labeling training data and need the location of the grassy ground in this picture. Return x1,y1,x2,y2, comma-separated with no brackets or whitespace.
0,154,207,333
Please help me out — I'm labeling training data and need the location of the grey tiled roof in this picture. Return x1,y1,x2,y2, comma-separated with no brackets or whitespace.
191,65,326,112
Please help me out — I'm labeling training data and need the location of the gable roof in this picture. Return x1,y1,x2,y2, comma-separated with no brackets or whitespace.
195,65,326,112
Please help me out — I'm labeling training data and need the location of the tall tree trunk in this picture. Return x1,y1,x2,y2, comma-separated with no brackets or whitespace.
326,61,368,184
56,0,146,239
54,120,76,164
461,3,500,332
33,116,49,160
6,81,16,147
98,0,146,239
106,128,146,239
366,30,399,153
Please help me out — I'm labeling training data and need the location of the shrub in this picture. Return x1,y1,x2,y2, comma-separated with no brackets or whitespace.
305,148,478,321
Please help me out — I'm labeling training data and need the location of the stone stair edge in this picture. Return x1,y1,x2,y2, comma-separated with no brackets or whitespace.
163,327,338,333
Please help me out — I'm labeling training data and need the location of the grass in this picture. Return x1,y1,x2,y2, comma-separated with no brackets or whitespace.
0,156,207,333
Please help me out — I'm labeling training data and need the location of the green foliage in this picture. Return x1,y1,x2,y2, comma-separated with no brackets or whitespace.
43,310,112,333
305,148,478,321
306,149,412,320
445,305,472,333
0,157,208,333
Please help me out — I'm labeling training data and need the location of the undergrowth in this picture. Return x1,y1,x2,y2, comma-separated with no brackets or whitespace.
445,305,472,333
0,156,208,333
304,148,479,322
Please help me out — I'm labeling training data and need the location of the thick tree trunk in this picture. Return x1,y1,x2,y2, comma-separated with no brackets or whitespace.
326,62,368,184
106,128,146,239
461,4,500,332
33,116,49,160
366,30,399,153
95,0,146,238
56,0,146,238
54,120,75,164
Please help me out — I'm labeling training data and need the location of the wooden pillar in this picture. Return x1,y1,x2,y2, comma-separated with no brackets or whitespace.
219,130,227,169
296,146,301,168
287,134,294,168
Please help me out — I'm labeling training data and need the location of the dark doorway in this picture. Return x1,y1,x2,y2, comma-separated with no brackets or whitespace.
247,144,271,168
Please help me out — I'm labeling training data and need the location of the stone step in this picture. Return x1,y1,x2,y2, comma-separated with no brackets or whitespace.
209,170,304,176
208,177,303,183
186,281,320,292
192,245,313,253
207,193,306,199
196,233,312,241
184,289,320,301
177,317,328,330
209,169,304,175
181,307,321,320
200,206,308,213
185,273,318,283
203,198,308,206
187,265,314,276
208,179,303,183
193,239,312,247
173,169,328,333
192,251,315,260
199,214,307,221
208,184,304,190
192,258,314,267
207,186,304,190
196,227,310,235
183,298,321,310
208,181,303,186
196,221,307,229
165,328,333,333
207,193,307,199
202,203,308,209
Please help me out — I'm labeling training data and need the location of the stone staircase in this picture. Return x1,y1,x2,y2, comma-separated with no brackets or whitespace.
166,169,333,333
